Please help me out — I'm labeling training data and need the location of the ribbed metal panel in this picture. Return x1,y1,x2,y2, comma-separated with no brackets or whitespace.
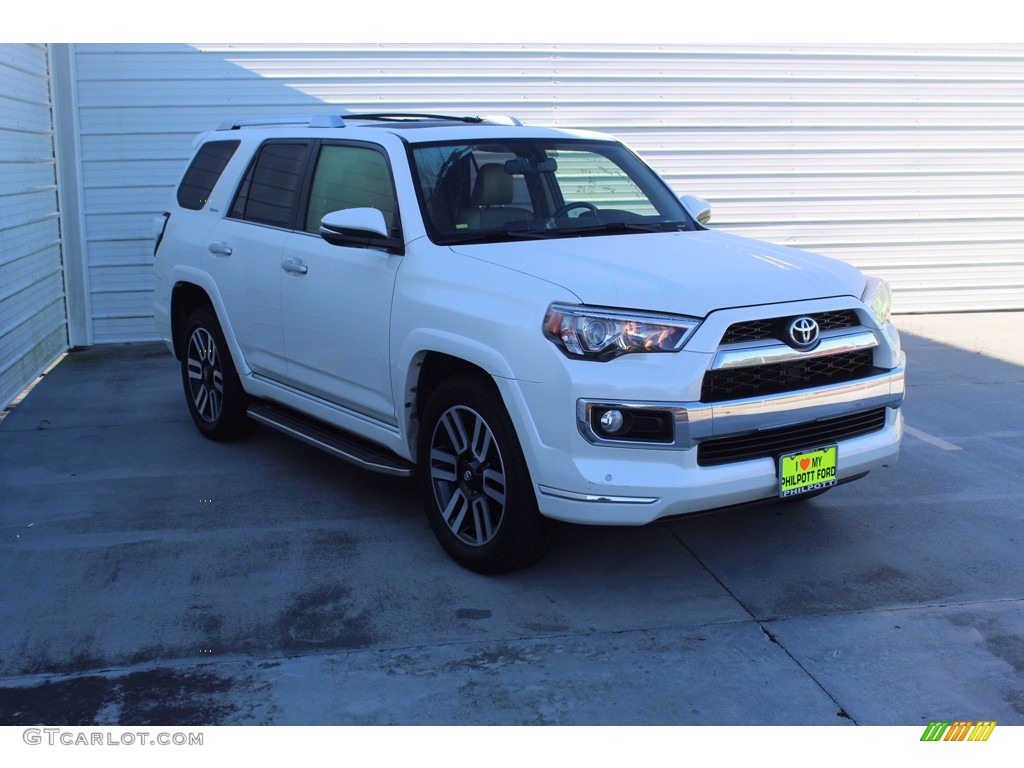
69,43,1024,343
0,44,67,410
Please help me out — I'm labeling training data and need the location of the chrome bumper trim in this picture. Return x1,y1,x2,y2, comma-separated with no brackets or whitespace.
712,330,878,370
537,485,659,504
577,361,906,451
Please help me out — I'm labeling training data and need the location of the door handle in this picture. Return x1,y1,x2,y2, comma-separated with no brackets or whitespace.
282,257,308,275
207,241,233,256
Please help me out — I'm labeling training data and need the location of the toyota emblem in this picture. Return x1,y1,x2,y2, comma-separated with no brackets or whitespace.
787,316,820,349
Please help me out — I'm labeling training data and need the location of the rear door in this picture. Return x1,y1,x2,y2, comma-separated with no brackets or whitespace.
210,140,312,379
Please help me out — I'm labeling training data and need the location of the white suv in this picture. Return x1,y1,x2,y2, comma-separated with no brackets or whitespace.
153,112,905,573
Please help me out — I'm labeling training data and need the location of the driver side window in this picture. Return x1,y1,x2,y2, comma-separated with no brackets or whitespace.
305,145,399,235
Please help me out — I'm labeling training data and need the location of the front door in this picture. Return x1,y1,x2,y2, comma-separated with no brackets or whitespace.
280,143,403,424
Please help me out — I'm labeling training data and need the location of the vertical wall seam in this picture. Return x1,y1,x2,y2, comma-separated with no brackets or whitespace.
50,43,93,347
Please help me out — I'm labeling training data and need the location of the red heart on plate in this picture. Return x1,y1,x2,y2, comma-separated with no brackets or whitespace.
799,458,811,470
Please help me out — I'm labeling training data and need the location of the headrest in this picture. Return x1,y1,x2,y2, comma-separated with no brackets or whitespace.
473,163,513,206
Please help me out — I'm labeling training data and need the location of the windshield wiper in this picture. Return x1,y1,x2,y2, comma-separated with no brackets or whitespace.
552,220,690,236
444,220,690,245
444,227,557,245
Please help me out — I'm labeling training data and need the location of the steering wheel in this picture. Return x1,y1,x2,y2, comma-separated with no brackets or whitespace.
551,201,598,218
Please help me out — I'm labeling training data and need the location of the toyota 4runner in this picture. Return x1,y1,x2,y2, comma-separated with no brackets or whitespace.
153,112,906,573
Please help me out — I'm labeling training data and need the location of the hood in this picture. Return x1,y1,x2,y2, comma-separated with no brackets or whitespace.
450,229,866,318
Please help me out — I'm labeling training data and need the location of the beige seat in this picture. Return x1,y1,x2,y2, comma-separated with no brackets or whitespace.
458,163,533,229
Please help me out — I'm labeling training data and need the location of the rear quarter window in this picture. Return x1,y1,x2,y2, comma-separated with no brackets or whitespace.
176,140,240,210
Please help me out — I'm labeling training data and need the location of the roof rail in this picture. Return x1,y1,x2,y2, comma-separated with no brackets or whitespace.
479,114,524,126
216,115,346,131
309,115,346,128
341,112,523,126
214,112,523,131
338,112,479,123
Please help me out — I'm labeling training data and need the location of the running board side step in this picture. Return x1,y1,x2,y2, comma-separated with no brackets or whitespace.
247,401,415,477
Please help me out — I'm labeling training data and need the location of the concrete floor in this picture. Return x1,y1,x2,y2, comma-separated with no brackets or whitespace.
0,313,1021,725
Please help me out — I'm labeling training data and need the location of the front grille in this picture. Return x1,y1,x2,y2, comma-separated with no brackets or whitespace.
721,310,860,345
701,349,876,402
697,408,888,467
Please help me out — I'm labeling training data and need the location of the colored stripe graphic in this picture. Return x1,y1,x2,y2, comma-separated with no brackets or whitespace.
921,720,996,742
968,722,997,742
945,721,972,741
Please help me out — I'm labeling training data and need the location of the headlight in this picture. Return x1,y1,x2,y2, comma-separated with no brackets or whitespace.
861,276,893,325
543,304,700,361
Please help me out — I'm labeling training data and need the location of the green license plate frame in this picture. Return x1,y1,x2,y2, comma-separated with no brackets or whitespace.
779,445,838,498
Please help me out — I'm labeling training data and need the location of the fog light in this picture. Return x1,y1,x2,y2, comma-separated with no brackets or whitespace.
599,409,625,434
586,405,674,444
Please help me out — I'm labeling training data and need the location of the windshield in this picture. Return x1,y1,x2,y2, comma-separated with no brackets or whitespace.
409,139,693,245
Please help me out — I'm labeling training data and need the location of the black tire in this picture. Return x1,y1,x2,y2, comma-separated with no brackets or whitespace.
417,374,554,574
180,307,254,441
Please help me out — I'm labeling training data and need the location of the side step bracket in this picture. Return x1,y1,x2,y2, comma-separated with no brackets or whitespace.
247,400,415,477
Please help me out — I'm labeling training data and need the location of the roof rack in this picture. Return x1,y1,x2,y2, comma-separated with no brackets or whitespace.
478,114,524,126
216,115,345,131
344,112,483,123
340,113,523,126
215,112,523,131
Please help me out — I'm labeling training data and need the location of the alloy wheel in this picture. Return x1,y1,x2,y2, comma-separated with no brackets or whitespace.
428,405,507,547
186,327,224,423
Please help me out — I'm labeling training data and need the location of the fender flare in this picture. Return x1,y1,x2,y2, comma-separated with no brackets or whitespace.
170,266,252,376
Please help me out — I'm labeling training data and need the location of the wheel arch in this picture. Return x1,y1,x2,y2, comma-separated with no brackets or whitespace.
397,327,546,462
171,282,212,359
168,268,250,376
406,351,492,457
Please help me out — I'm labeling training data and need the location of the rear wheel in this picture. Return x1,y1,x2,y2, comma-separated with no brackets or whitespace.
418,374,553,573
180,307,254,441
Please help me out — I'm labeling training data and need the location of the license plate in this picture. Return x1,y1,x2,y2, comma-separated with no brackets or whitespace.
779,445,838,497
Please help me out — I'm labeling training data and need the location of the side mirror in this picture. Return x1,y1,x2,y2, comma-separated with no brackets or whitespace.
319,208,404,255
680,195,711,225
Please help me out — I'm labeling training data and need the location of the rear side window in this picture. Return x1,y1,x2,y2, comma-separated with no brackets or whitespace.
176,140,240,210
229,141,310,228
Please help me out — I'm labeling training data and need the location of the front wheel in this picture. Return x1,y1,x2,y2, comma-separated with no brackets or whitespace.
417,375,554,573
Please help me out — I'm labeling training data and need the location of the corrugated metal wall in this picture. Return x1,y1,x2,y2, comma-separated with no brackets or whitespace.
0,44,66,410
67,43,1024,343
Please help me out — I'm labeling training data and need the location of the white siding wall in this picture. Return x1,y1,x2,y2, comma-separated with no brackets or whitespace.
0,44,66,410
69,43,1024,343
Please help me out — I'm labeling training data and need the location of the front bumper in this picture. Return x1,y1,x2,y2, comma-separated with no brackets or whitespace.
536,406,902,524
503,354,906,526
577,357,905,450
